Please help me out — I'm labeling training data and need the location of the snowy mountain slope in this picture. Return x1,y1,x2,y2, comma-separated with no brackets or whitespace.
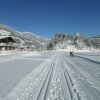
0,24,99,51
0,24,49,50
0,30,11,36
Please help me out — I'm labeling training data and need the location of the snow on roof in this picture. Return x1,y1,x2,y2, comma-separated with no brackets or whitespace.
0,36,11,39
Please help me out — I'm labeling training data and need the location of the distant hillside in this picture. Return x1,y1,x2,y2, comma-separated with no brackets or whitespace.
0,24,99,51
0,24,49,50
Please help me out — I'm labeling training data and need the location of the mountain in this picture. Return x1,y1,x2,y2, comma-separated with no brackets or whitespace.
0,24,99,51
0,24,49,50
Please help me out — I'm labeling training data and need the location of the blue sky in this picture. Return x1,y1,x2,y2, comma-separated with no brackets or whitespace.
0,0,100,38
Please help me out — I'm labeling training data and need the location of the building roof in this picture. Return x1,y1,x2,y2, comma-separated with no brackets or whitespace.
0,36,21,44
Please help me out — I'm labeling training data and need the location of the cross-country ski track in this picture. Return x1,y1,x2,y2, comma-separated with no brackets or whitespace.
1,51,100,100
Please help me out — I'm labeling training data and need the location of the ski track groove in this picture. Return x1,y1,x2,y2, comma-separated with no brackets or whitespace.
36,57,56,100
61,54,80,100
23,56,57,100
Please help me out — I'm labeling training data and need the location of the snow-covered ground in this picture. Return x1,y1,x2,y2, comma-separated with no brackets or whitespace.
74,51,100,62
0,51,56,99
0,51,100,100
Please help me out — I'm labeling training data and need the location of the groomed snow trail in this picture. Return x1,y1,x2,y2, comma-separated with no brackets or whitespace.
4,52,100,100
63,52,100,100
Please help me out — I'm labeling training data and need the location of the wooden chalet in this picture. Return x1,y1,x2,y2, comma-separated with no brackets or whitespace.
0,36,19,51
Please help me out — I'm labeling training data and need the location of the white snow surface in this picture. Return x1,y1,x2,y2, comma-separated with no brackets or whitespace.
0,51,100,100
22,52,41,57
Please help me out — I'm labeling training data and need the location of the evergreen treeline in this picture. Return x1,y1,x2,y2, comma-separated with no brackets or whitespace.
47,33,100,50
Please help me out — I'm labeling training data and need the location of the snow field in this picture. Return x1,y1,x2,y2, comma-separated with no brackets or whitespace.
4,55,56,100
0,51,100,100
